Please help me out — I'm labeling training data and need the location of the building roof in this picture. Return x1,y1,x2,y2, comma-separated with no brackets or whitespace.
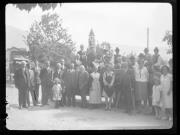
6,46,27,52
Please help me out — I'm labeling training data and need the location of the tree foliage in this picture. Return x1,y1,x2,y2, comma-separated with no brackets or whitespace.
24,13,75,64
162,30,172,54
14,3,60,12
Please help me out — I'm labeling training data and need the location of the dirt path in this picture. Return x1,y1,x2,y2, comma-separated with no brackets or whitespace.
6,85,172,130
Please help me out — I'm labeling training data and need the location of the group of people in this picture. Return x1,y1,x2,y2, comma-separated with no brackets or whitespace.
13,45,173,122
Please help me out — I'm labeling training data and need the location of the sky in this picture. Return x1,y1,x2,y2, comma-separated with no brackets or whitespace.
5,3,172,59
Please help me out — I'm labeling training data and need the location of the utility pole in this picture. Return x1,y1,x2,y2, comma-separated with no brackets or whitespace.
147,27,149,50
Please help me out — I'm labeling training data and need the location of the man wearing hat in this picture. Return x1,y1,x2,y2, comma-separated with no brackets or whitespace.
14,61,31,109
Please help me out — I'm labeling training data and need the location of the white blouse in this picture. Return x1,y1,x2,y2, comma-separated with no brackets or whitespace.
134,66,149,82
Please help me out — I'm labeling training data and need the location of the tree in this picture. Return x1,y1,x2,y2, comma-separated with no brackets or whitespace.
162,30,172,54
24,13,75,64
14,3,61,12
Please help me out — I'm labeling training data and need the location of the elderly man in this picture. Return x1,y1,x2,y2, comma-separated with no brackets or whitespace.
40,61,53,106
79,65,89,108
14,61,30,109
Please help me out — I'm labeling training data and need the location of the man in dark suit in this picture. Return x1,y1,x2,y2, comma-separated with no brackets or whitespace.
14,61,31,109
39,61,53,106
79,65,89,108
121,62,135,114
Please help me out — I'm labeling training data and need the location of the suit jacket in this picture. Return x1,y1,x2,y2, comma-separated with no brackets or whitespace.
40,67,53,86
79,71,89,90
53,69,63,80
14,68,31,90
121,69,135,93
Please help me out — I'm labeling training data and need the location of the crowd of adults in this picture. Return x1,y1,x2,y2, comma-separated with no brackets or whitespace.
13,45,173,121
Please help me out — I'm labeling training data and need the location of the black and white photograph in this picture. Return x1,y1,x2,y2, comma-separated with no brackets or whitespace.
5,3,173,130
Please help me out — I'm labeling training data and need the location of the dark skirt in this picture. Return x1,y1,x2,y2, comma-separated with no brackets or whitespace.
104,85,114,97
135,81,148,101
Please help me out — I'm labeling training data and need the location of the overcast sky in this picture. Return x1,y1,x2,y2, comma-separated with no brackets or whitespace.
6,3,172,59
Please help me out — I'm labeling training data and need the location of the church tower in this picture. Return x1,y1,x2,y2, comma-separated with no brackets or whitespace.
88,29,96,50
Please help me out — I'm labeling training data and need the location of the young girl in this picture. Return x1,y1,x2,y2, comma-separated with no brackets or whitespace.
160,65,173,121
52,78,62,108
152,75,162,119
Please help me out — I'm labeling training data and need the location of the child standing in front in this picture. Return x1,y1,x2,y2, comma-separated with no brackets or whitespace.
52,78,62,108
160,65,173,121
152,75,162,119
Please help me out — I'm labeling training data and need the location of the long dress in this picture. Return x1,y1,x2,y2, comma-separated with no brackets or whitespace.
89,72,101,104
152,85,162,107
160,73,172,109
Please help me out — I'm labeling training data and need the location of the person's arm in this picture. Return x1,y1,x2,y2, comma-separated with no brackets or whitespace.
145,67,149,82
103,72,107,86
167,74,172,95
110,72,115,87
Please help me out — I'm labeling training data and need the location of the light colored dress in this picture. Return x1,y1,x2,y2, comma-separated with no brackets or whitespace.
134,65,149,101
52,84,62,101
152,85,162,107
89,72,102,104
160,73,172,109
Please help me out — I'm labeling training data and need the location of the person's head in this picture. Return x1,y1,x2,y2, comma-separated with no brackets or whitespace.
154,47,159,55
70,63,74,69
21,61,26,69
80,65,85,72
54,78,60,84
161,65,169,75
57,63,61,70
46,61,50,67
76,54,80,60
26,62,32,69
129,55,135,65
80,44,84,51
153,75,160,85
144,48,149,54
115,47,120,54
61,59,65,65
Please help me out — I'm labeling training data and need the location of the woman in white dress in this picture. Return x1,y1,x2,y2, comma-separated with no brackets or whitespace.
89,65,102,109
160,65,172,121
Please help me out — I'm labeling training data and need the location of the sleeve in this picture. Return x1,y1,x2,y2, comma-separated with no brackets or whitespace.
103,72,107,85
110,72,115,86
145,67,149,81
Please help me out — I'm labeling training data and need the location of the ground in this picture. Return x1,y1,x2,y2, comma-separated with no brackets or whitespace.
6,84,172,130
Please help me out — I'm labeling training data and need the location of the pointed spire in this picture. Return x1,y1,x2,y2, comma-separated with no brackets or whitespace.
89,28,95,36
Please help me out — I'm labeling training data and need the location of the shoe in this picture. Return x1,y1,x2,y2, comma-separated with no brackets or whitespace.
19,106,22,109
